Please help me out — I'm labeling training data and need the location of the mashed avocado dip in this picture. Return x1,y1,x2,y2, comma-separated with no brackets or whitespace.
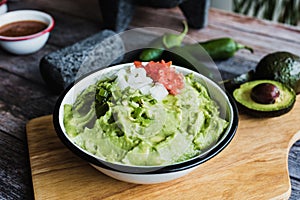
63,64,228,166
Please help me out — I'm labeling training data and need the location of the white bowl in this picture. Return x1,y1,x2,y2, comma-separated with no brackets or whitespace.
0,10,54,55
0,0,7,15
53,63,238,184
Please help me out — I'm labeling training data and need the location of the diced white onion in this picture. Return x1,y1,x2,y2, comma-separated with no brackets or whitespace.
116,76,129,90
140,84,152,95
128,68,152,89
150,83,168,101
116,66,169,101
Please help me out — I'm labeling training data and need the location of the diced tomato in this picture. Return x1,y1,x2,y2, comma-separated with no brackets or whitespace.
134,61,142,68
156,67,184,95
138,60,184,95
160,60,172,67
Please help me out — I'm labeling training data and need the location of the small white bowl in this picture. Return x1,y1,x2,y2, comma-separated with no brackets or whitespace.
0,0,7,15
0,10,54,55
53,63,239,184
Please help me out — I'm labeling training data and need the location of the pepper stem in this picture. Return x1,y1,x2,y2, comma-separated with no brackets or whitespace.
236,42,254,53
162,20,188,49
180,20,188,38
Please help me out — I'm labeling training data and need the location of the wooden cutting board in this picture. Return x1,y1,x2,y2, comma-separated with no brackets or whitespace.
26,96,300,200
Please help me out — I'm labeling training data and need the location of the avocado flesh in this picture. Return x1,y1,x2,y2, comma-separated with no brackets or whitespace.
255,51,300,94
233,80,295,117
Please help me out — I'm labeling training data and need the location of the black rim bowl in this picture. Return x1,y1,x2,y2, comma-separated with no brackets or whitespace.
53,68,239,175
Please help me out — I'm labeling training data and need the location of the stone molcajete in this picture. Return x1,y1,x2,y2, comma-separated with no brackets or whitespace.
98,0,210,32
40,30,124,93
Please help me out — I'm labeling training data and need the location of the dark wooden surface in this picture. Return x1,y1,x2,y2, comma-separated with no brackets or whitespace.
0,1,300,199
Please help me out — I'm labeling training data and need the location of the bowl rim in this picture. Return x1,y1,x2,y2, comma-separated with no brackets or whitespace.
0,10,55,41
0,0,7,6
53,63,239,174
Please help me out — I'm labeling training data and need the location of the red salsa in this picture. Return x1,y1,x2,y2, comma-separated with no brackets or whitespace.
0,20,48,37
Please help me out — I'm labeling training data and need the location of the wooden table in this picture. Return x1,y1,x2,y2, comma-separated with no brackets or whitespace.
1,1,300,199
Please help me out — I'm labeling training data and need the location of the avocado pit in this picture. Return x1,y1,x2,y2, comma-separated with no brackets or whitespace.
250,83,280,104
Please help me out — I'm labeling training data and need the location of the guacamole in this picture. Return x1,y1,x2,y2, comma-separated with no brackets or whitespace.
63,66,228,166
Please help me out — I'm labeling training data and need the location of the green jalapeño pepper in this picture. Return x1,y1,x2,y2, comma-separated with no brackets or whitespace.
219,70,255,93
139,21,188,61
138,38,165,62
163,46,216,80
188,37,253,61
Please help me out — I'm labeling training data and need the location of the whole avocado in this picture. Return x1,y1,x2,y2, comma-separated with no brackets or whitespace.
255,51,300,94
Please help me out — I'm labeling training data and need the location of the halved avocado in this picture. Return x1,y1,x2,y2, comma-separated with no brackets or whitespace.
233,80,296,117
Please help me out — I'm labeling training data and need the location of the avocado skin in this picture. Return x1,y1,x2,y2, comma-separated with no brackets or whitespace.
255,51,300,94
236,101,294,118
233,80,296,118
